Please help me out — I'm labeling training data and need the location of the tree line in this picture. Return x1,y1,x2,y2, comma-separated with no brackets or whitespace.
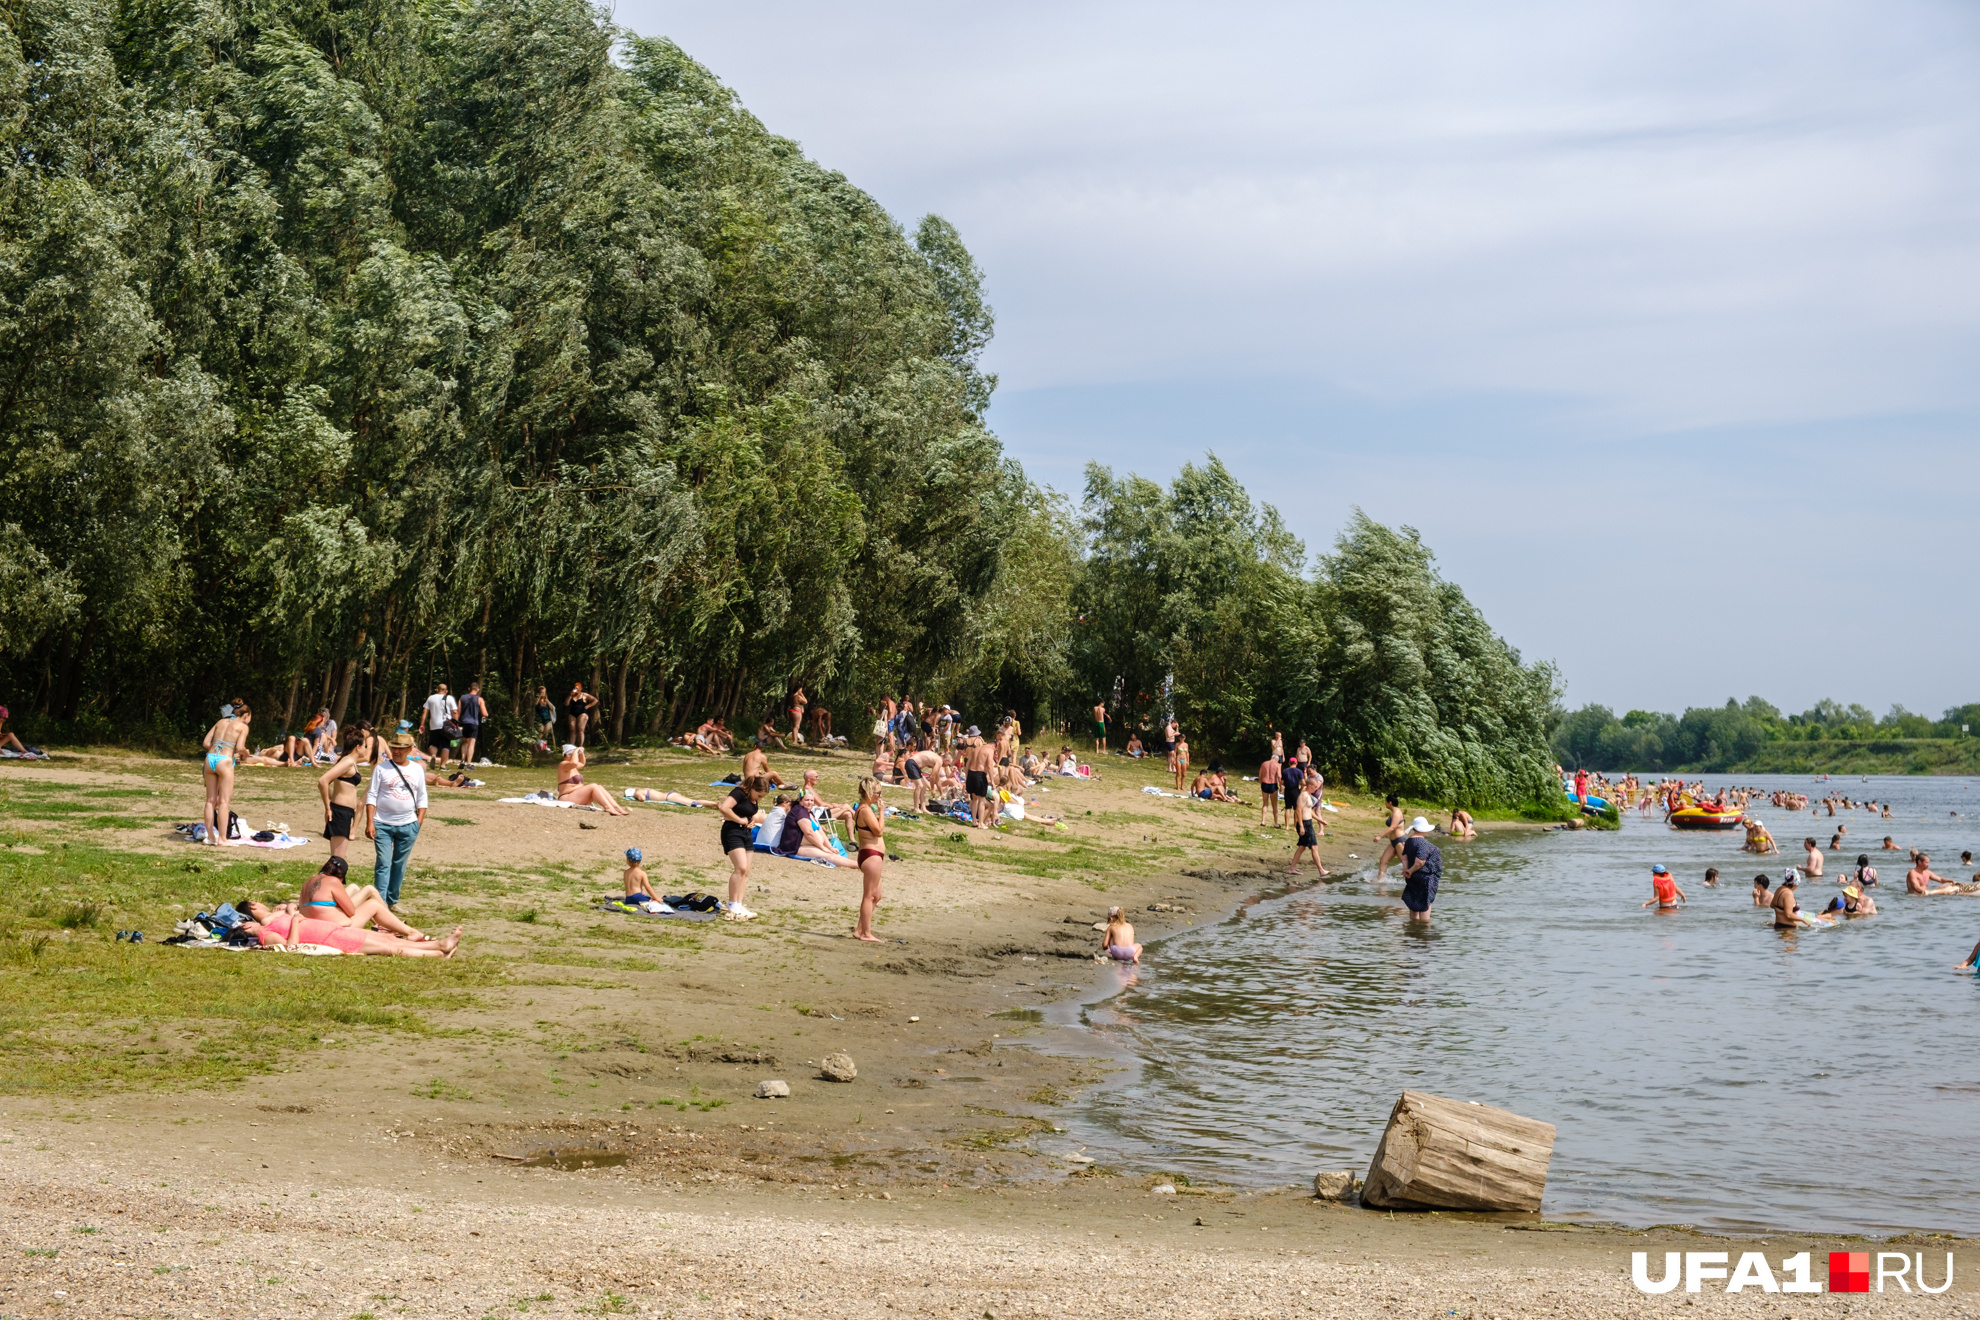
1554,697,1980,773
0,0,1562,808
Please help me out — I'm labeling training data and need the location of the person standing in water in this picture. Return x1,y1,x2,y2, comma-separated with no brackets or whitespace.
1400,817,1442,920
1374,794,1407,881
1642,864,1686,910
1801,838,1825,883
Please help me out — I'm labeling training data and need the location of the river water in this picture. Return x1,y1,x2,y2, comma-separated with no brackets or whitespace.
1058,774,1980,1235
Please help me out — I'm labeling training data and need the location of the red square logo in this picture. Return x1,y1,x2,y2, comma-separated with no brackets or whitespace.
1829,1251,1870,1293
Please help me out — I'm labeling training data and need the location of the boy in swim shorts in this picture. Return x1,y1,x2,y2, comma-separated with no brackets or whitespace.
612,848,667,914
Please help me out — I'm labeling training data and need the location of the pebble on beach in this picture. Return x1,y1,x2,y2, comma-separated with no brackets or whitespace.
754,1080,790,1099
819,1052,858,1082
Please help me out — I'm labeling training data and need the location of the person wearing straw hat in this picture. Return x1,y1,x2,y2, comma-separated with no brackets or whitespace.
364,732,428,909
1399,816,1442,920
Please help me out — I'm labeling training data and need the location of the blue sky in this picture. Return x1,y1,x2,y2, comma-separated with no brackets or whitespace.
620,0,1980,717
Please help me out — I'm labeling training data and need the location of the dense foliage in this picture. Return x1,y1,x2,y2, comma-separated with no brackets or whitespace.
1069,462,1559,807
1,0,1562,806
1554,698,1980,773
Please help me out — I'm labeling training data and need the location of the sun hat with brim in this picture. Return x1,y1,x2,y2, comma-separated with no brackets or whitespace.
1410,816,1433,833
388,732,415,749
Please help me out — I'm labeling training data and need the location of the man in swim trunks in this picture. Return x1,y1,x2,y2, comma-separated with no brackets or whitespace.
1092,700,1108,755
1399,817,1441,920
964,727,997,829
1801,838,1824,882
1259,753,1281,827
1641,864,1685,910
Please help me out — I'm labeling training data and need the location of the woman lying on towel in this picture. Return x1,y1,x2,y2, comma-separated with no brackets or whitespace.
236,898,462,956
624,787,714,806
555,745,629,815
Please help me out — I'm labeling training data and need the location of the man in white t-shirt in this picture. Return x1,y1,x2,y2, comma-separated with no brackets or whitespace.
365,733,430,908
420,684,458,767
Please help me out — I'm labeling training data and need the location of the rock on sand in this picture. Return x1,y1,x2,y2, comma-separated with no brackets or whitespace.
754,1080,790,1099
819,1052,857,1083
1312,1170,1360,1201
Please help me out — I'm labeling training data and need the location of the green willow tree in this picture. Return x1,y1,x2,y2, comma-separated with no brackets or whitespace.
0,0,1030,742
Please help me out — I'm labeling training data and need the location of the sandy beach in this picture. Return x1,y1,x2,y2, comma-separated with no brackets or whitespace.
0,749,1971,1316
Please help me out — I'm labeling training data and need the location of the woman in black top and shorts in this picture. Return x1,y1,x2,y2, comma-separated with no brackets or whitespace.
316,725,370,861
718,774,769,920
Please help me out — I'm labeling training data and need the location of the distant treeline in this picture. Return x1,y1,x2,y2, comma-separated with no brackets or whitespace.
0,0,1561,809
1554,698,1980,774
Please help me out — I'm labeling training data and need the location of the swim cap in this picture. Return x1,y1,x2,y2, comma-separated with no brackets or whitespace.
1651,864,1668,875
625,847,642,863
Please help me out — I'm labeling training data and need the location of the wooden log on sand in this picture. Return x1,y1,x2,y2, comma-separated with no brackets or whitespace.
1360,1090,1555,1212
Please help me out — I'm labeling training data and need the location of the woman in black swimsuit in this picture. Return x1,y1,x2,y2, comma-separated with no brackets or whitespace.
316,725,371,861
566,682,596,748
718,774,769,920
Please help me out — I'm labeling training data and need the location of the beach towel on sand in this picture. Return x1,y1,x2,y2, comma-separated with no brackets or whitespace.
499,794,602,812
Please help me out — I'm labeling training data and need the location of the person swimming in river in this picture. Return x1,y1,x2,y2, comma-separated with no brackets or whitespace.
1907,853,1964,895
1100,906,1142,963
1771,873,1832,928
1642,864,1686,910
1752,873,1772,907
1702,866,1719,887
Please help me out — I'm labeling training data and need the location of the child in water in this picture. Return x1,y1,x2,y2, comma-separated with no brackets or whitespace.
1702,867,1719,887
1752,873,1772,907
1642,864,1686,910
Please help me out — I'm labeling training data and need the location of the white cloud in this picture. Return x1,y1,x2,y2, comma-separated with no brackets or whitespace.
625,0,1980,712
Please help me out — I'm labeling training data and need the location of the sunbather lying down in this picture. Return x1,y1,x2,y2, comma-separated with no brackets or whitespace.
624,788,713,806
238,899,461,957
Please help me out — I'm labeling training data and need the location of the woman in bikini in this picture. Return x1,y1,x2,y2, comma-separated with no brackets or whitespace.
200,699,252,846
316,725,372,860
1374,793,1407,881
853,776,886,941
555,745,630,815
237,898,461,957
788,686,808,743
624,787,714,806
296,855,427,938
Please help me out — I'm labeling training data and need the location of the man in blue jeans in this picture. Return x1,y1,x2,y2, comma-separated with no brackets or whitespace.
364,732,429,909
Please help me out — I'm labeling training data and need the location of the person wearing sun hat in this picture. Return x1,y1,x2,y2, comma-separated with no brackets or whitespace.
1642,864,1686,910
364,732,429,909
1399,816,1442,920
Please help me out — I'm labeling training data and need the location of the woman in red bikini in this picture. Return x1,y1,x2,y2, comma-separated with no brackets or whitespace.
853,776,886,942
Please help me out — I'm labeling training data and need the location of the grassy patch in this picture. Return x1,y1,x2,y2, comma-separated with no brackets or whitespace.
0,837,498,1096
